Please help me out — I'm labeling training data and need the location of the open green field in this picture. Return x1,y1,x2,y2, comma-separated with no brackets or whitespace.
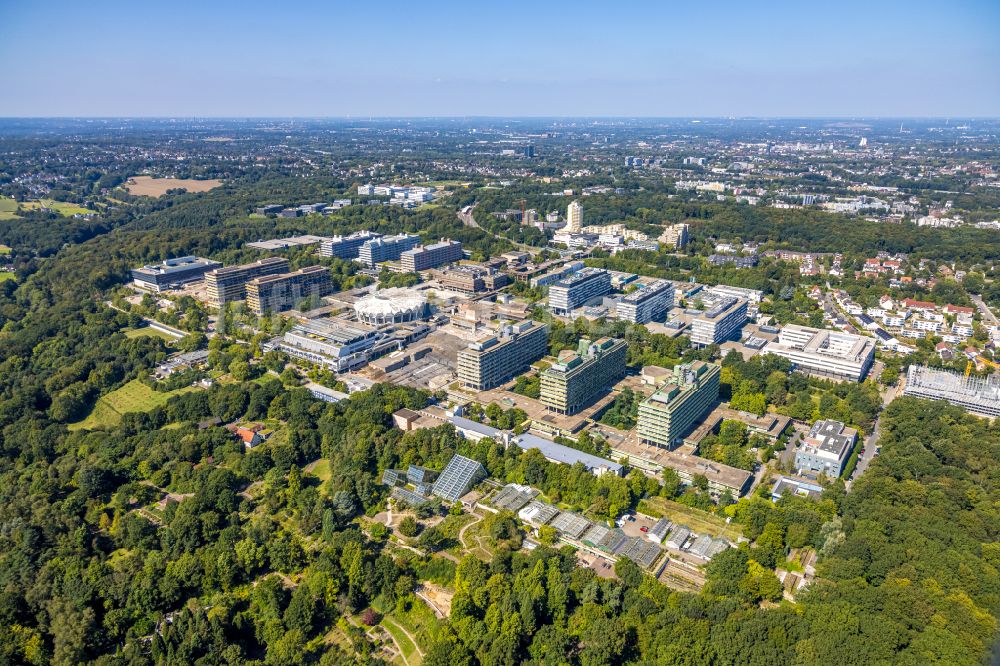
391,597,443,650
70,379,200,431
0,243,11,254
305,459,332,483
0,272,15,283
638,497,744,542
22,199,91,217
381,617,421,665
0,199,19,220
124,326,177,342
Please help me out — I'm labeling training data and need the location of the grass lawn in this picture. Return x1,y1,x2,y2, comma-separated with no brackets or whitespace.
381,617,421,665
393,597,443,648
305,459,332,483
638,496,744,542
0,243,11,254
70,379,201,431
124,326,178,342
0,200,19,220
22,199,91,217
0,272,15,283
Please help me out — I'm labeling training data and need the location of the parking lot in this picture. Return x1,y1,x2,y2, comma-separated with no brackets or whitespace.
619,513,657,539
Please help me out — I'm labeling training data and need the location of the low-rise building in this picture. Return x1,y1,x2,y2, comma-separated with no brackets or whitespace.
132,256,222,292
763,324,876,382
511,433,623,476
268,319,388,371
435,265,509,293
794,419,857,478
903,364,1000,418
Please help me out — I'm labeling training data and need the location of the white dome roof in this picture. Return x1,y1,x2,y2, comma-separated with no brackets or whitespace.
354,288,427,321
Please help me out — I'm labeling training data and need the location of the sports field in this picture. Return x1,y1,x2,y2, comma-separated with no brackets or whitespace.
124,175,222,197
70,379,200,431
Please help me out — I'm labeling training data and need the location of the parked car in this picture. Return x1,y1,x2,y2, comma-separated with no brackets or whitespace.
640,526,649,533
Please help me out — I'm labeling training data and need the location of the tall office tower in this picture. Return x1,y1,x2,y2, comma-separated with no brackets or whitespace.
566,200,583,232
540,337,627,415
357,234,421,268
547,267,611,316
245,266,334,316
205,257,289,307
637,361,721,448
399,239,464,272
457,320,549,391
616,279,675,324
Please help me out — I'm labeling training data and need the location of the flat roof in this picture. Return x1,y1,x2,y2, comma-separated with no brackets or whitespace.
134,255,220,276
514,433,623,473
451,415,502,439
247,235,331,250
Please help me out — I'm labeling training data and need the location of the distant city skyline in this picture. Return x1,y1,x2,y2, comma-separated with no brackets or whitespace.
1,0,998,117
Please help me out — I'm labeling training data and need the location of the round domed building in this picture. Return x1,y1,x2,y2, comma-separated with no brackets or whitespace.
353,288,428,326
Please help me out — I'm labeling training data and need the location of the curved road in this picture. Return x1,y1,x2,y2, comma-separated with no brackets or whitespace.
458,203,537,253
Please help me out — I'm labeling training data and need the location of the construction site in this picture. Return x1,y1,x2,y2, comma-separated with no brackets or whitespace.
903,364,1000,418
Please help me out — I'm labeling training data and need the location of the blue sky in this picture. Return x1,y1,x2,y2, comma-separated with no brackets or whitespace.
1,0,998,117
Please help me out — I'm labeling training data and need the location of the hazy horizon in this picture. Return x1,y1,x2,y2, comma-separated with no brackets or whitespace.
2,0,998,117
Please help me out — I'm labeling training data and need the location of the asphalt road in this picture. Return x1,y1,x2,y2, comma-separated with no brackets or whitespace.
848,384,898,486
458,209,480,228
458,203,537,252
971,294,999,327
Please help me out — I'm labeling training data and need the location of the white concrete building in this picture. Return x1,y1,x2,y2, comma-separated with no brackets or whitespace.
763,324,876,382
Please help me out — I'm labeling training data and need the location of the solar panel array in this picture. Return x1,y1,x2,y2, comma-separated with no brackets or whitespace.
491,484,538,511
432,454,486,502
